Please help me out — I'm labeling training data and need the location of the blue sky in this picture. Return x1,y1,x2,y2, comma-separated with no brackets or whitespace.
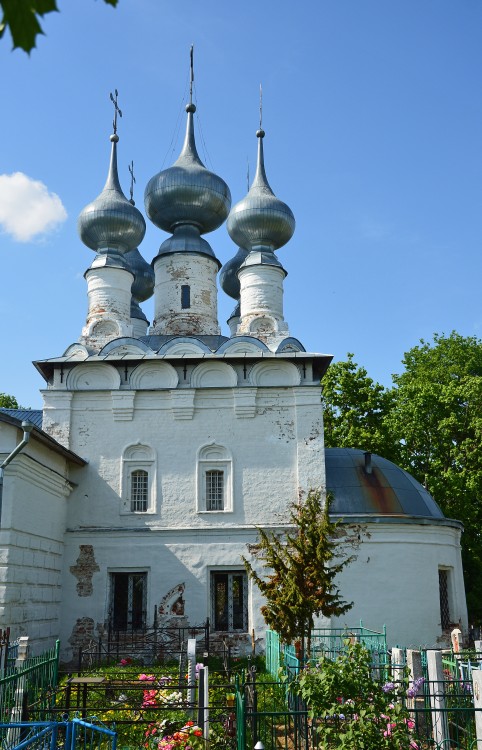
0,0,481,408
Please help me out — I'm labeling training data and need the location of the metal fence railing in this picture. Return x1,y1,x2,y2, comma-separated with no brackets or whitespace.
241,644,482,750
76,621,210,672
266,622,388,678
0,640,60,727
0,718,117,750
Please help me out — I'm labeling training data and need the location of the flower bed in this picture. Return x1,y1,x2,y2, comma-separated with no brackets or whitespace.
56,658,244,750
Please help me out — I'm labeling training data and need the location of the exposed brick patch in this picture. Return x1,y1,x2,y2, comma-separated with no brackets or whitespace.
70,545,100,596
68,617,95,651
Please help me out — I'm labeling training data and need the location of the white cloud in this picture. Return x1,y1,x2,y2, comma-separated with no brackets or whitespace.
0,172,67,242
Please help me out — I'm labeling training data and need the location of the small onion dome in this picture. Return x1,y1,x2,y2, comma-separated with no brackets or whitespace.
227,129,295,252
144,103,231,235
219,246,249,300
124,247,155,304
153,224,220,266
78,134,146,254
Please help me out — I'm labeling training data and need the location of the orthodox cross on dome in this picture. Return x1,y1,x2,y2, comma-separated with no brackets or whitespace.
129,160,136,203
109,89,122,135
189,44,195,105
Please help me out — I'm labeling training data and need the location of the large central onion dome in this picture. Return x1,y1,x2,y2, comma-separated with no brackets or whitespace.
144,103,231,235
226,128,295,251
78,134,146,254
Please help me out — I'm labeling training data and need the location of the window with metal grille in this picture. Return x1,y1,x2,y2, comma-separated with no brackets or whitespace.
211,571,248,631
110,572,147,631
181,285,191,309
439,569,450,629
206,469,224,511
131,469,148,512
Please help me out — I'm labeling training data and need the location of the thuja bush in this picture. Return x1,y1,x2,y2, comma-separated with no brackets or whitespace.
288,641,419,749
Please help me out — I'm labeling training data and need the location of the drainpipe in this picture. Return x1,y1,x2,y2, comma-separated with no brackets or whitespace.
0,421,34,525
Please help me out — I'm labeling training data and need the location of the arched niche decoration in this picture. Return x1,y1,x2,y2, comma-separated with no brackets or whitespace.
248,316,277,335
89,320,120,340
66,363,121,390
100,338,152,356
197,443,231,462
158,338,211,356
191,361,237,388
217,338,268,355
123,443,155,462
63,344,90,360
276,337,306,353
130,362,179,390
249,360,301,387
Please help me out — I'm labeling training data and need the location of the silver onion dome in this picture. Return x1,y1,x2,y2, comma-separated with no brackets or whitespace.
226,129,295,251
78,134,146,254
144,103,231,235
219,246,249,300
124,247,155,304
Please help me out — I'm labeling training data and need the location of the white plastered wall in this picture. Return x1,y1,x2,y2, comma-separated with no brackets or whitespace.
58,378,325,659
0,423,73,653
331,521,468,648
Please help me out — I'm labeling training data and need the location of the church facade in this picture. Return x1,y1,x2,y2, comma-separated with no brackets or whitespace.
0,79,468,658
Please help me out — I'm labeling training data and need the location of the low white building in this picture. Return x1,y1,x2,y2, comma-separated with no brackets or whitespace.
0,80,467,657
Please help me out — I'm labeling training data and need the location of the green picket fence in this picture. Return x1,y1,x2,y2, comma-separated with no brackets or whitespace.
0,641,60,727
266,622,388,677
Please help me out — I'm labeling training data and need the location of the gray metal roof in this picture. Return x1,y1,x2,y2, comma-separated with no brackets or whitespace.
0,409,43,428
325,448,449,523
0,410,86,466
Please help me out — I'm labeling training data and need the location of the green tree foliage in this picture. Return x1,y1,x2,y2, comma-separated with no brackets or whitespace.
243,490,354,657
321,333,482,622
387,332,482,621
0,393,19,408
322,354,397,461
0,0,118,53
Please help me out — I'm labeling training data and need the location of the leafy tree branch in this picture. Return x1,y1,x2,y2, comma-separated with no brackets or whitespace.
0,0,118,53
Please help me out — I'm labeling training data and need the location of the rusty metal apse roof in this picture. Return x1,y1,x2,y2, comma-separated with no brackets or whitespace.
325,448,449,523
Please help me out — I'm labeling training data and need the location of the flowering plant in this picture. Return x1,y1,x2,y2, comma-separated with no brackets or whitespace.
288,641,419,749
138,674,188,709
145,719,204,750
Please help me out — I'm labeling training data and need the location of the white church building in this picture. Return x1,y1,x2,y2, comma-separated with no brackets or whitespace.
0,79,467,659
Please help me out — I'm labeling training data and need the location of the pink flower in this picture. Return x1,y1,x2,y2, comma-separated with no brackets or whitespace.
383,722,397,737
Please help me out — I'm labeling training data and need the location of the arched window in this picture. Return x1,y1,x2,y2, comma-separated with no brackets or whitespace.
121,444,156,514
197,444,233,513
